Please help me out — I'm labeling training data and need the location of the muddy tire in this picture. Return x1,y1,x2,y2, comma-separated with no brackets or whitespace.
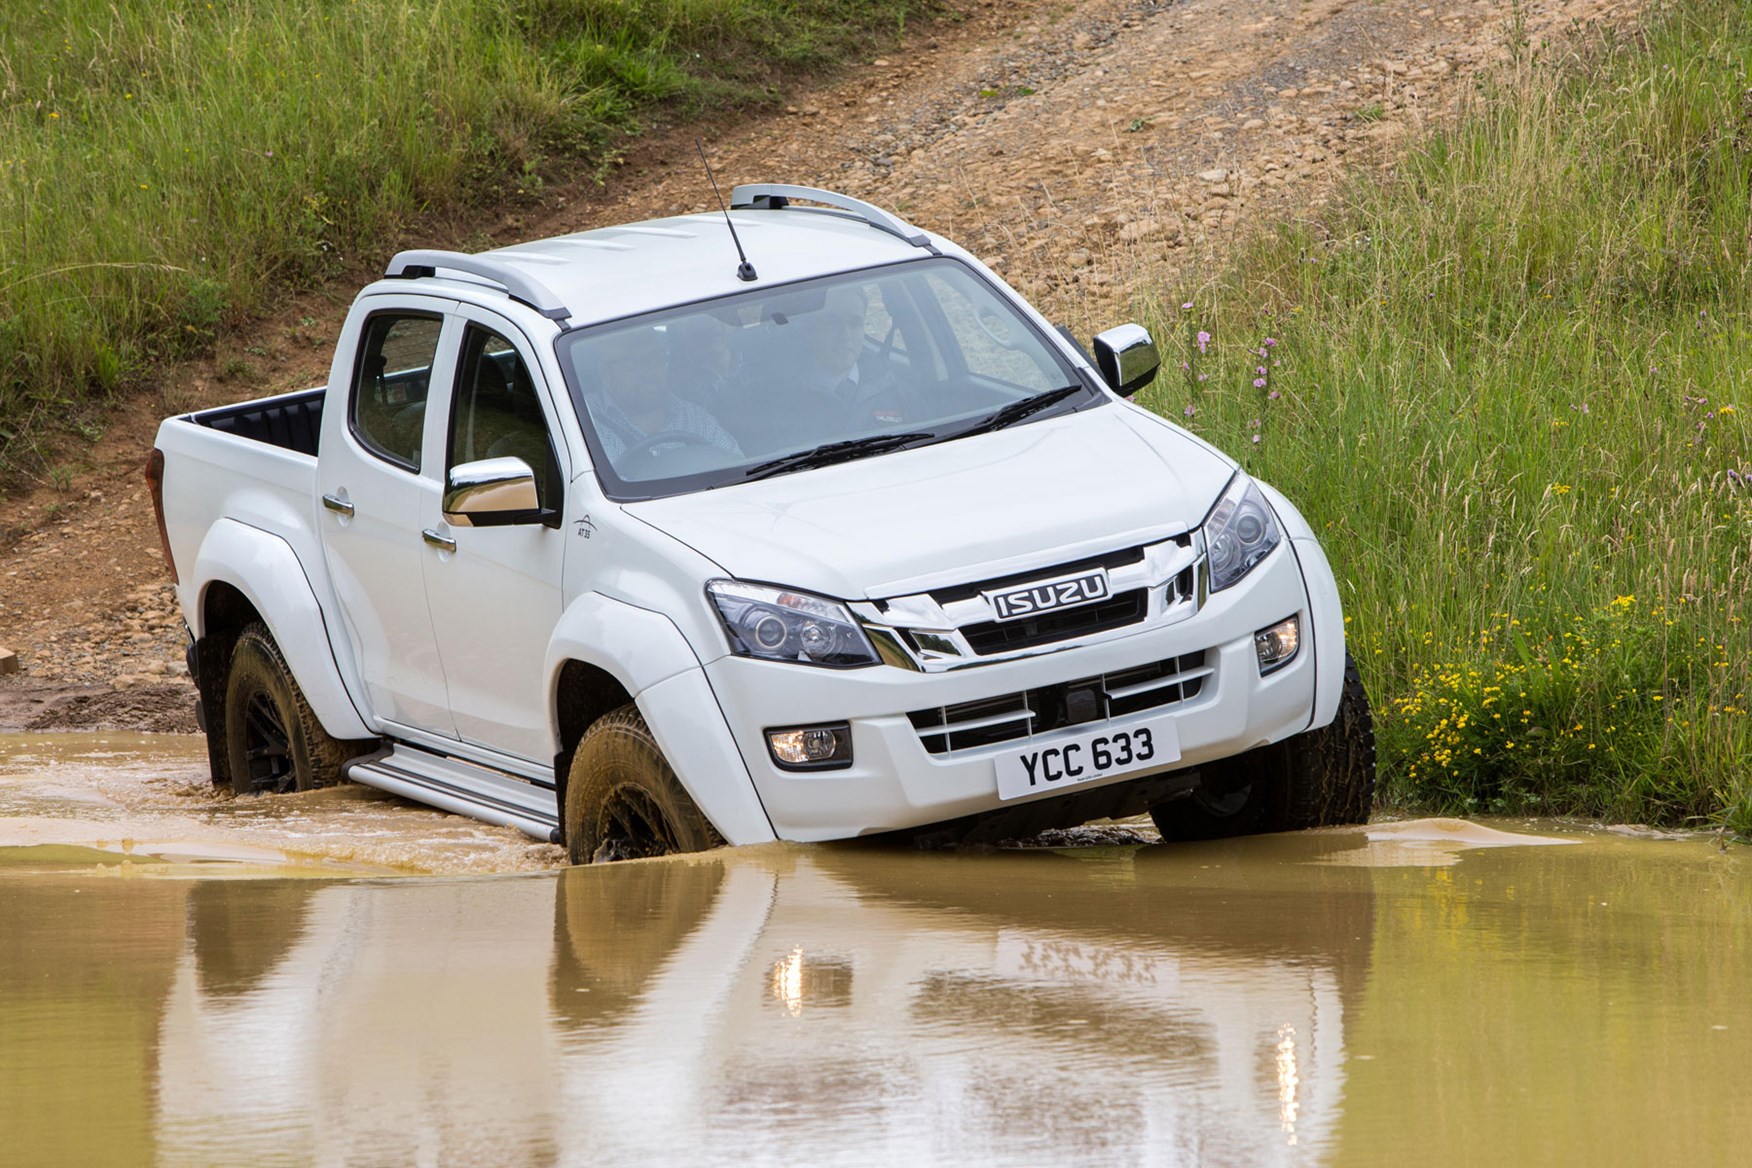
563,704,725,864
222,623,364,795
1151,654,1375,840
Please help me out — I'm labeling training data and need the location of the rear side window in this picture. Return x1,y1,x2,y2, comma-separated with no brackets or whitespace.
352,314,442,470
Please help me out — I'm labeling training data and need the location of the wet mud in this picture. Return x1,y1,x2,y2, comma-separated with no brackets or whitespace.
1,731,1747,1166
0,732,565,875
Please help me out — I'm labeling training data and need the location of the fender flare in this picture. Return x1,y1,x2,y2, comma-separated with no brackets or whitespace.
545,594,776,846
192,519,375,740
1257,481,1346,730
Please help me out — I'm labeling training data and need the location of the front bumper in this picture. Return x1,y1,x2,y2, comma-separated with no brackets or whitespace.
695,544,1324,841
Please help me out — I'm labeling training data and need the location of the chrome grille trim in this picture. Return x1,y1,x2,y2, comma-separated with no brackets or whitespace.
1103,664,1214,702
908,650,1211,756
853,534,1204,672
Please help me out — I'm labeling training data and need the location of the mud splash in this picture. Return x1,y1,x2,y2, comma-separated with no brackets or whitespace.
2,732,1608,879
0,731,565,874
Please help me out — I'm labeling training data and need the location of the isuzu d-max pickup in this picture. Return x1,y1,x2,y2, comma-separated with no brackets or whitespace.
148,184,1373,863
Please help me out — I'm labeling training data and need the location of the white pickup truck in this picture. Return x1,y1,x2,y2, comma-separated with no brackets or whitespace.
148,184,1373,863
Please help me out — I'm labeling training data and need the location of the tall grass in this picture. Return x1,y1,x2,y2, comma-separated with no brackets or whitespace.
1137,1,1752,833
0,0,925,470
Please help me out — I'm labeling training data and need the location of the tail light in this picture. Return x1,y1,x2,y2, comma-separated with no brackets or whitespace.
144,448,178,584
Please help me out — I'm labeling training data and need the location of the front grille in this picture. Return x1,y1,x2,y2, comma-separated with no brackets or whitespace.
957,589,1149,655
908,650,1209,756
927,545,1149,606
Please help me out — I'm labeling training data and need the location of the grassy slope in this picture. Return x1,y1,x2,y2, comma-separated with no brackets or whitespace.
0,0,926,469
1136,0,1751,833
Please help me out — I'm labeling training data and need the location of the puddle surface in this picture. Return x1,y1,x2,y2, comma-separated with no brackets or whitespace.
1,780,1747,1167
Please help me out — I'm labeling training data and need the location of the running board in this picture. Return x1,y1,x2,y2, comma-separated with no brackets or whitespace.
344,745,560,844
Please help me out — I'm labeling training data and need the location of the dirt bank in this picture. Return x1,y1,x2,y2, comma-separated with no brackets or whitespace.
0,0,1637,734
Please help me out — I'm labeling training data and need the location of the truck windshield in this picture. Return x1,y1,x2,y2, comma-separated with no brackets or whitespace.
554,258,1099,500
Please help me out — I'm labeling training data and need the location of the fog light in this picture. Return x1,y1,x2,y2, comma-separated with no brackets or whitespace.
1255,615,1301,674
766,723,853,770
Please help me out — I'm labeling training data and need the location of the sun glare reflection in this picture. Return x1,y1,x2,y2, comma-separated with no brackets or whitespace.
1275,1023,1300,1146
771,947,806,1017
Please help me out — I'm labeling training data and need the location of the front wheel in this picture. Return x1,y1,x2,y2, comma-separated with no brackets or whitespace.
1151,654,1376,840
222,623,369,795
563,704,725,864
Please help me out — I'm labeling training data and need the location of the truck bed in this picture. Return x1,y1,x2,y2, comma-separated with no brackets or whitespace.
156,386,332,637
194,386,326,457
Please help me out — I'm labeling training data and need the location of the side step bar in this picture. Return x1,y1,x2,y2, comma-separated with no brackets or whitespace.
345,744,561,843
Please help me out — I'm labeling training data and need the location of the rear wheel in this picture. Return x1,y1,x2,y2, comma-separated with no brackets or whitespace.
222,623,367,795
563,704,725,864
1151,654,1375,840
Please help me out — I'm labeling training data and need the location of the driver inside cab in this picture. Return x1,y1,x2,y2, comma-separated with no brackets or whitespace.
582,325,742,468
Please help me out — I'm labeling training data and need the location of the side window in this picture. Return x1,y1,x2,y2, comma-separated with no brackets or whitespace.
921,270,1060,393
449,326,563,512
352,314,442,471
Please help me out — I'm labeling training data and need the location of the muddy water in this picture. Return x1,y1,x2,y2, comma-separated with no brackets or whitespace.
1,736,1749,1166
0,732,565,874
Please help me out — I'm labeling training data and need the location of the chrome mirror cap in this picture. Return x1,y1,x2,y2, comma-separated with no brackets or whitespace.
1092,323,1160,397
443,457,541,527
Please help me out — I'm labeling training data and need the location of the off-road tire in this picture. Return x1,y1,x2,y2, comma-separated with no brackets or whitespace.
1151,654,1375,840
222,623,366,795
564,704,725,864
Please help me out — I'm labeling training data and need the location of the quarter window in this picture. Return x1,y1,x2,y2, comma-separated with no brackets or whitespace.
352,314,442,470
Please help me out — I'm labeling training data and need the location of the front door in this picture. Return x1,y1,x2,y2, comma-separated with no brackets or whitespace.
420,311,568,762
315,299,459,736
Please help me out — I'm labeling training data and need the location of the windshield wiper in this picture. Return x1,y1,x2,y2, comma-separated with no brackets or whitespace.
962,385,1084,436
744,432,935,481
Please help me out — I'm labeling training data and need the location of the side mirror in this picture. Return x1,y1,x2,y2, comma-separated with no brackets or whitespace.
443,456,547,527
1092,323,1160,397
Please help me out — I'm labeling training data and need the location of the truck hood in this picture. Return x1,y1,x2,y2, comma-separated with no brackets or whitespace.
625,405,1236,599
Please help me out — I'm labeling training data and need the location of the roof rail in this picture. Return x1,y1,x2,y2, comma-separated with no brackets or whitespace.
383,250,571,322
729,184,932,250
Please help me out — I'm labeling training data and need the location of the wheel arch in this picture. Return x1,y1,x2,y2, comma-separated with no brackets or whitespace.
545,593,776,848
190,519,374,741
551,659,635,833
1256,480,1347,731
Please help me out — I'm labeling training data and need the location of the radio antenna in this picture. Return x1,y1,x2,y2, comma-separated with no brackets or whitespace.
697,140,757,283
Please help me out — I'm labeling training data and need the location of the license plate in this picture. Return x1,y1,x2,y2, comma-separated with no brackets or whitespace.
993,714,1181,801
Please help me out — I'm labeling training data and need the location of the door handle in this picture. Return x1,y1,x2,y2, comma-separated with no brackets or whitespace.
422,528,457,553
322,493,355,517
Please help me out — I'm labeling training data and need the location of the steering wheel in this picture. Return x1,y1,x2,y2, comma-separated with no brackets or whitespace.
621,429,718,462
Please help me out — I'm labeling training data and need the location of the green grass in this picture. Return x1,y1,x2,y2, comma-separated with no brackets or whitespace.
0,0,928,472
1135,0,1752,834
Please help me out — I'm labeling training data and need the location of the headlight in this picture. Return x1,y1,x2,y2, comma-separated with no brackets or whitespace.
707,580,880,667
1202,474,1282,592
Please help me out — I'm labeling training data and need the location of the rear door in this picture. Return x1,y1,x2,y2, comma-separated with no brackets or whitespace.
316,296,460,736
419,306,569,762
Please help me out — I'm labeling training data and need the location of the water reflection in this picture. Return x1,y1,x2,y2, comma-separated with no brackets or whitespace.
0,824,1746,1166
0,874,190,1168
543,838,1378,1166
